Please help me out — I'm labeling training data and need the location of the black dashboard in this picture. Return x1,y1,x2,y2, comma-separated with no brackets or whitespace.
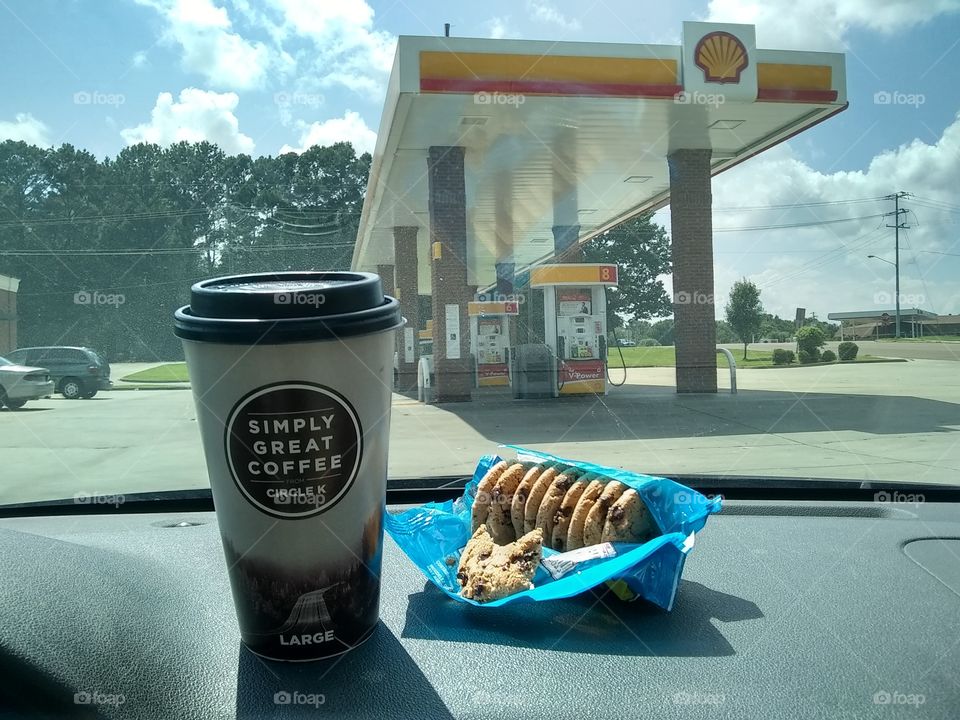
0,489,958,719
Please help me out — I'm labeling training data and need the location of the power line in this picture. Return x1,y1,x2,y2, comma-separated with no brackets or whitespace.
757,222,887,289
711,195,888,212
0,241,356,257
714,213,886,233
909,195,960,212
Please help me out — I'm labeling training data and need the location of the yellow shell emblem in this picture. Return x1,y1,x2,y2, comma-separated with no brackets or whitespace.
694,31,749,84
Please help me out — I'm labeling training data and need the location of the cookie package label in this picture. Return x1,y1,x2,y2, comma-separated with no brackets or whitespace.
224,382,363,519
541,542,616,580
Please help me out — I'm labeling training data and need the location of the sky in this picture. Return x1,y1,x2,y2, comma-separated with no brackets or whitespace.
0,0,959,319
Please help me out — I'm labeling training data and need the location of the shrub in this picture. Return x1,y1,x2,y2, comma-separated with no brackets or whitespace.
772,348,795,365
796,326,826,356
821,350,837,362
638,338,659,346
837,341,859,361
798,348,820,364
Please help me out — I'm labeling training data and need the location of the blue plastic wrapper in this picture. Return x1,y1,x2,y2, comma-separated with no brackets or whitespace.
385,446,722,610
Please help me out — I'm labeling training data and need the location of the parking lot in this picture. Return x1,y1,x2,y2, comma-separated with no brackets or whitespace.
2,354,959,506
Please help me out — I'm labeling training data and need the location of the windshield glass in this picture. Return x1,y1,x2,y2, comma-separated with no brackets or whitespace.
1,2,959,507
0,357,10,366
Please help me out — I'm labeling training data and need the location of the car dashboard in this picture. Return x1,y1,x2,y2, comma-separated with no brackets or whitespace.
0,487,958,719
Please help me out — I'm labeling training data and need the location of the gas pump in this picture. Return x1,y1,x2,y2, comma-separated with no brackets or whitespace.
529,263,618,396
468,300,519,387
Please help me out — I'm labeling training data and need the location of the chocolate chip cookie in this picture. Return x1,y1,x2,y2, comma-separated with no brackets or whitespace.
457,524,543,602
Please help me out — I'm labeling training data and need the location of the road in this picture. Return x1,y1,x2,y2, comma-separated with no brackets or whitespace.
2,359,958,506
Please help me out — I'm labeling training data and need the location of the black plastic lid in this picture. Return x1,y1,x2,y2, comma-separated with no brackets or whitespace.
173,271,403,344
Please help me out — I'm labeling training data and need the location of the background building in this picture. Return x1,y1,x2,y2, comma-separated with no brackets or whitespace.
0,273,19,355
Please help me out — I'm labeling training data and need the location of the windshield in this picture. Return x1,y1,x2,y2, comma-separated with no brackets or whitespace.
1,2,958,507
0,357,10,366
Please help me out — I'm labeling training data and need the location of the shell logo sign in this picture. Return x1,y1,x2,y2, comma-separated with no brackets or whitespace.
682,22,757,102
694,31,748,84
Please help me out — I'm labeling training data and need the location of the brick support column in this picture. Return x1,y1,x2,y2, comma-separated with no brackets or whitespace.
393,227,419,390
376,263,398,387
552,224,582,262
668,149,717,393
495,262,515,295
427,146,472,402
376,264,395,297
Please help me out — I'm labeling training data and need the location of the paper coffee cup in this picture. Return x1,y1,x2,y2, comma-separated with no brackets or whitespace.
174,272,402,661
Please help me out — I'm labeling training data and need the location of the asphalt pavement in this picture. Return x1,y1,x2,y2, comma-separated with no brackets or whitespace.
2,358,958,506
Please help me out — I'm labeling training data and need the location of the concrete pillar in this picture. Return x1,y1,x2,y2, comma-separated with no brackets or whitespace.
427,146,472,402
393,227,419,390
552,225,582,262
668,149,717,393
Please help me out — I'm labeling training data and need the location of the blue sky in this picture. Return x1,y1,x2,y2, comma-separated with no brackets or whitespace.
1,0,959,317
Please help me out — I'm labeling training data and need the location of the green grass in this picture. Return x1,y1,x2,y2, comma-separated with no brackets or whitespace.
121,363,189,383
607,346,774,368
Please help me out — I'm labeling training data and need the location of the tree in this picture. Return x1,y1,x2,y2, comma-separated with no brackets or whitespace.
796,325,826,363
759,313,794,342
715,320,737,343
0,138,372,361
582,214,671,331
647,318,675,346
725,279,764,359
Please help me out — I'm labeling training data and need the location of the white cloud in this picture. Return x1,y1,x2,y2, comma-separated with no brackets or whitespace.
135,0,279,90
527,0,582,31
136,0,395,100
707,0,960,50
0,113,52,146
120,88,255,155
131,50,149,68
486,16,518,39
699,112,960,318
278,110,376,155
265,0,396,99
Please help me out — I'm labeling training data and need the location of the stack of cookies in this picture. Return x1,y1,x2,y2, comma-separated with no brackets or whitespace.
470,460,659,551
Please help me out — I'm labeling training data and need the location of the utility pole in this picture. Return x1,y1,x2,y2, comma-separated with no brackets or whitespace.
883,191,910,339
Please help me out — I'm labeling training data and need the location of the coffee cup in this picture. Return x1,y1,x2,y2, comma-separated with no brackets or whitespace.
174,271,401,661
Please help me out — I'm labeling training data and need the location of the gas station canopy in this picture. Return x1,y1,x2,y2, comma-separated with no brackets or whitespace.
352,22,848,290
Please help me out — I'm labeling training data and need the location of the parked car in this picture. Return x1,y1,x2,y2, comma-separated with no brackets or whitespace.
616,339,636,347
3,346,112,399
0,356,55,409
